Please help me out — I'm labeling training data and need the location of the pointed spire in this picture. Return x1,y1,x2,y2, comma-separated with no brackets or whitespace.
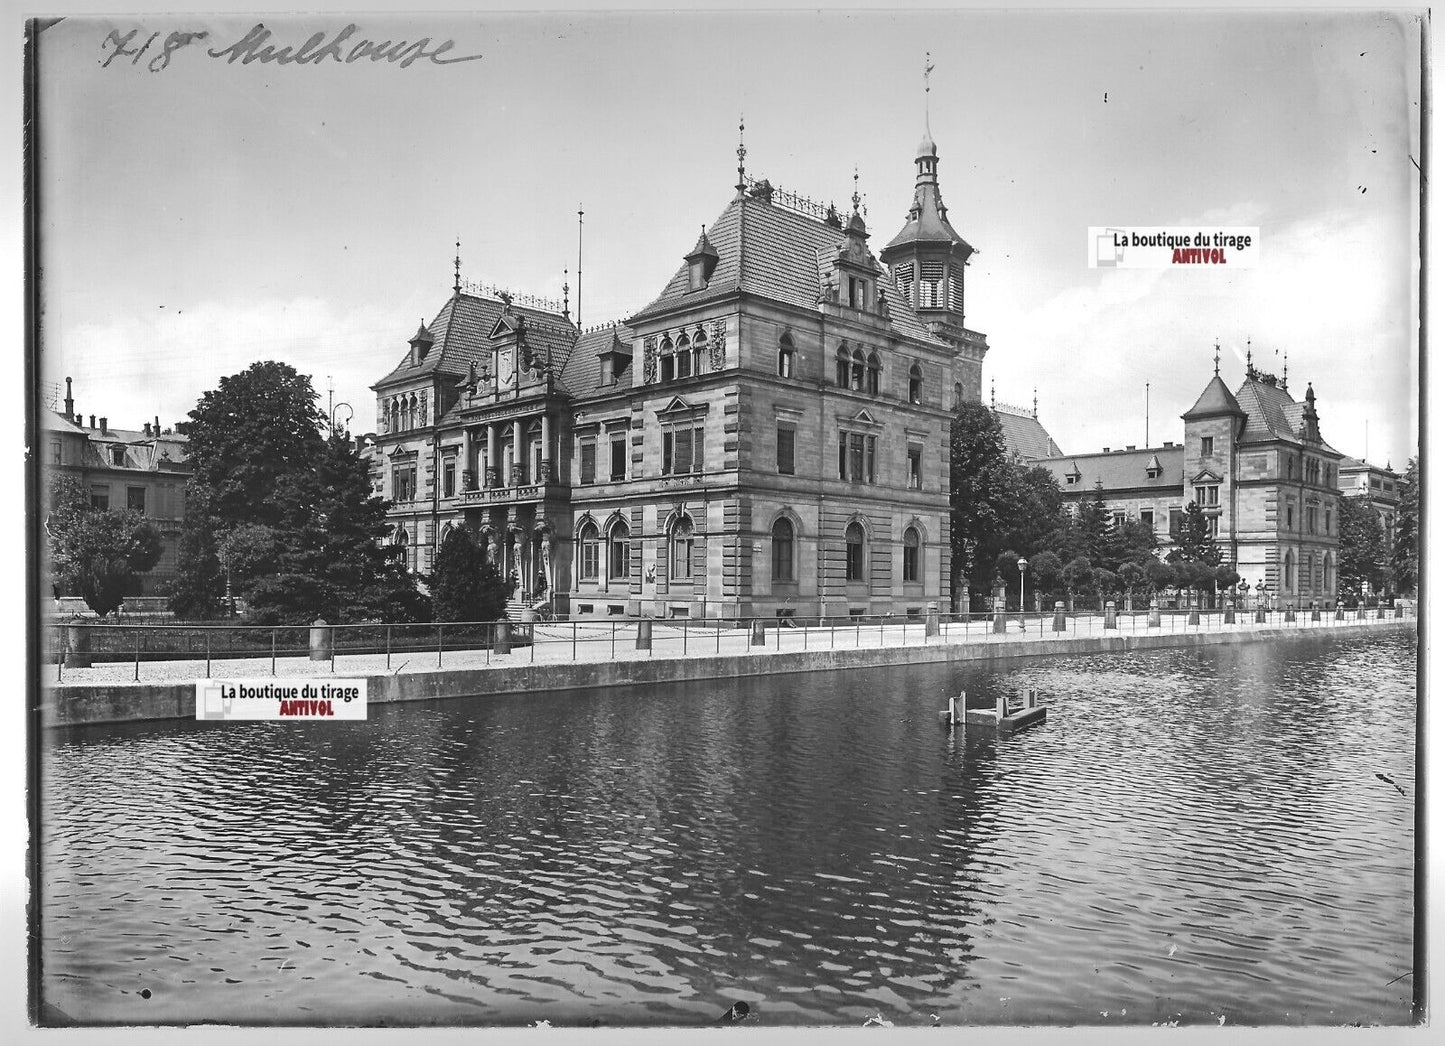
1213,342,1221,377
1033,387,1038,419
990,378,996,409
1282,348,1289,392
735,115,747,195
851,166,861,214
922,52,936,152
562,268,570,320
1245,337,1253,377
453,238,461,295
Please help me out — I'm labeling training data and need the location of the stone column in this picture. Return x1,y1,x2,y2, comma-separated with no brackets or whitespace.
511,419,524,486
485,424,498,488
541,414,554,484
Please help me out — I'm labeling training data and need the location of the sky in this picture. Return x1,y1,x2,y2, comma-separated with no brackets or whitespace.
35,8,1423,469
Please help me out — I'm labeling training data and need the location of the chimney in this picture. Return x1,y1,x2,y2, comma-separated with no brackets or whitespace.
1164,441,1174,447
155,415,161,436
88,414,96,429
74,414,82,426
1102,447,1110,453
143,422,152,437
63,377,73,418
1126,445,1136,451
99,417,108,435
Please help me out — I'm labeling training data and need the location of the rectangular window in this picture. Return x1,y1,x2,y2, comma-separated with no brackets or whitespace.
443,461,455,497
1306,506,1317,534
848,433,864,482
1195,484,1219,507
610,433,627,481
1201,436,1214,455
533,442,544,484
839,432,876,483
1140,509,1155,529
907,446,922,489
1325,509,1332,534
110,445,126,466
903,542,919,583
662,424,703,476
609,532,630,579
127,486,146,513
579,437,596,484
1112,512,1127,529
393,464,417,501
671,534,693,580
1168,508,1183,538
91,486,109,511
50,438,61,464
1286,503,1295,529
777,425,796,475
580,538,599,581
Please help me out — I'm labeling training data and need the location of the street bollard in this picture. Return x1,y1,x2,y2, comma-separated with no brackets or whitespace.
1053,601,1067,632
309,618,332,662
1104,601,1118,630
1147,602,1161,629
65,617,92,669
1311,601,1321,623
1335,605,1345,621
1395,604,1403,619
750,619,766,647
636,618,653,651
926,601,940,638
1187,606,1200,626
1224,604,1236,624
1284,605,1296,623
1255,606,1267,623
494,619,512,655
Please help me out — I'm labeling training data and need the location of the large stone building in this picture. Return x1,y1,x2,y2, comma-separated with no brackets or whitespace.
372,127,988,619
43,378,191,597
1033,358,1345,608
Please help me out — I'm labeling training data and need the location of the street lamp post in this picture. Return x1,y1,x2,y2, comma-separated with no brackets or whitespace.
1017,556,1028,625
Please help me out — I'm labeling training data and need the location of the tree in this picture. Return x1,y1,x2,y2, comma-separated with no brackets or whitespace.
1074,482,1110,566
1172,501,1222,566
428,527,516,622
1145,558,1177,604
1101,516,1158,574
1118,561,1148,606
245,432,429,625
1391,456,1418,596
1031,551,1065,606
1337,494,1388,604
46,476,162,617
1063,555,1094,609
949,404,1018,607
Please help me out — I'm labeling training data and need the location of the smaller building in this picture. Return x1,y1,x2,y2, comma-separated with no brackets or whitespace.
43,378,191,597
1336,455,1401,547
1032,357,1345,608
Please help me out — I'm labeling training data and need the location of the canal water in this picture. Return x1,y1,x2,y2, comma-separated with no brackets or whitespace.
39,630,1417,1027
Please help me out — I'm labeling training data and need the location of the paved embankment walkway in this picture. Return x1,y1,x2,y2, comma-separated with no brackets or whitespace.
39,612,1416,728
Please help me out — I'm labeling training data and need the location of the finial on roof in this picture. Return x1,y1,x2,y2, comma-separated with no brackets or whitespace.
736,115,747,194
852,166,861,214
1033,387,1038,419
454,238,461,295
990,378,996,409
1282,348,1289,392
1213,342,1221,377
1246,337,1253,376
563,268,570,319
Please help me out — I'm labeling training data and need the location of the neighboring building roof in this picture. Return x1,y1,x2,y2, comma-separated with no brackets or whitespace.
1181,374,1245,420
375,292,575,388
1033,444,1187,494
630,193,943,344
559,324,634,399
994,406,1062,460
43,411,191,471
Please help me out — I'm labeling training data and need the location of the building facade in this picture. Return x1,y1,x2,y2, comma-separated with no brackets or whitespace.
372,130,988,619
43,378,191,597
1033,361,1344,608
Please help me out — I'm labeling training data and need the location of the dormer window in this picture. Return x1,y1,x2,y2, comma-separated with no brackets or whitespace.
684,226,720,291
847,276,871,309
110,445,125,466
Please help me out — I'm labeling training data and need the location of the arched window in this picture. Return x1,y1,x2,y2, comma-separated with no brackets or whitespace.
394,526,409,547
778,335,795,378
577,521,600,581
850,349,865,391
608,520,631,581
692,330,707,374
866,352,882,395
845,521,865,582
676,334,692,379
389,399,400,433
836,346,851,388
408,393,418,429
1283,548,1295,590
670,516,695,580
771,517,795,582
902,526,921,583
1323,552,1333,593
908,363,923,405
660,336,675,383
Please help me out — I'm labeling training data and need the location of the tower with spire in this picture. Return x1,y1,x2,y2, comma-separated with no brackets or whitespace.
879,57,987,402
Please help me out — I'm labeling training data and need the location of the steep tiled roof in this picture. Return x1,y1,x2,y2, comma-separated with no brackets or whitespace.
631,195,944,344
1182,375,1245,420
559,324,634,398
994,408,1063,460
43,411,191,470
1232,376,1343,455
375,292,574,388
1033,445,1187,493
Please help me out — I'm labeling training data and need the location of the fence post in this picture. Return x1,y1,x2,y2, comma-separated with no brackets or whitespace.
611,621,616,660
385,625,391,671
532,624,537,662
437,622,443,668
573,622,577,661
683,617,688,656
206,630,211,677
134,628,140,682
57,623,63,682
272,629,277,674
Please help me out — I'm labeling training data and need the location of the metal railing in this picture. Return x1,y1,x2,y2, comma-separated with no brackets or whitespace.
47,602,1416,684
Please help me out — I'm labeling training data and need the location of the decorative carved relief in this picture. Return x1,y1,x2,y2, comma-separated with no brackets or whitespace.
643,337,658,382
419,393,428,425
710,321,726,371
